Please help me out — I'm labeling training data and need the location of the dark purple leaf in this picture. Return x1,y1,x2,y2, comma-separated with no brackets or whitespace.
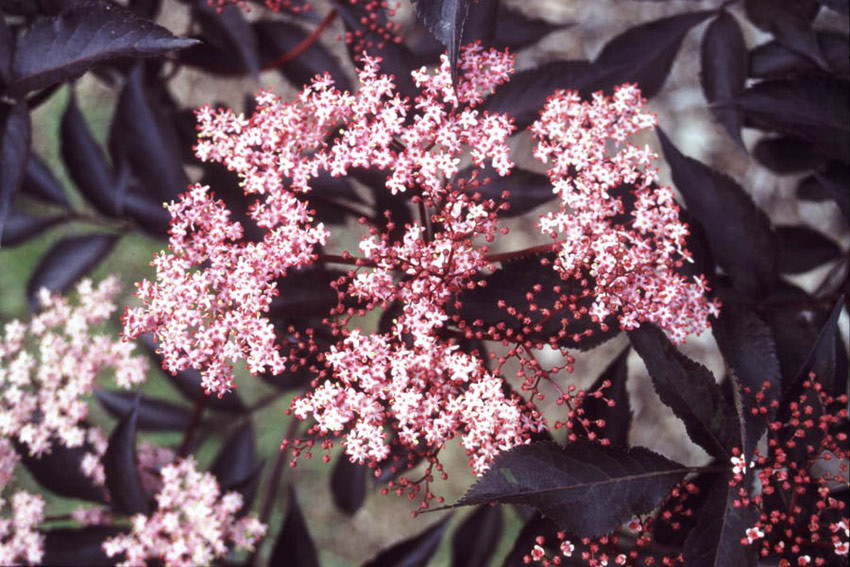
330,454,367,516
138,334,247,413
124,190,171,237
483,60,626,130
0,100,30,244
27,233,118,310
210,421,256,490
574,347,631,447
818,0,849,13
0,1,41,16
712,304,781,460
128,0,161,19
744,0,827,70
22,152,69,206
776,225,842,274
789,298,844,394
192,1,259,79
42,526,124,567
752,136,828,174
682,476,759,567
458,165,554,217
457,441,688,537
501,514,559,567
110,65,188,202
61,93,120,216
269,268,344,320
254,20,352,91
460,0,498,48
179,40,245,76
450,505,503,567
363,515,450,567
652,470,720,548
749,32,849,78
103,393,150,515
796,162,850,220
628,324,740,459
95,389,193,431
211,421,263,514
761,284,823,387
458,253,620,351
494,8,568,50
657,128,777,299
1,210,63,246
269,487,320,567
18,440,107,502
413,0,473,87
7,0,198,97
0,10,12,86
592,10,713,99
724,76,850,164
700,11,747,149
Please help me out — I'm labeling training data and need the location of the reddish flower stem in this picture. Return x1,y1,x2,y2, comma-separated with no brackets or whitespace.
261,9,338,71
177,391,208,458
248,411,303,566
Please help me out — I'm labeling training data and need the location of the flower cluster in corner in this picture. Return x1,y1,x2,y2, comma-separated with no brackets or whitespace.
1,277,147,459
0,277,147,565
103,457,266,567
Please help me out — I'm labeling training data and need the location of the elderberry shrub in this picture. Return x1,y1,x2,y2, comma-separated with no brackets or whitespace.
0,1,847,566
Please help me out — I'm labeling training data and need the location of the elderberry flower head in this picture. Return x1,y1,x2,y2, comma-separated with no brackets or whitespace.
102,457,266,567
1,277,146,463
532,86,720,343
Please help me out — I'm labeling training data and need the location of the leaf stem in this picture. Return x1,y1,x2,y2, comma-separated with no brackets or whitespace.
261,9,338,71
247,409,303,566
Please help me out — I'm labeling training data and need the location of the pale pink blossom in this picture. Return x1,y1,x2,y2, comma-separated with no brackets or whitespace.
531,85,719,343
0,278,146,478
0,492,44,565
103,458,266,567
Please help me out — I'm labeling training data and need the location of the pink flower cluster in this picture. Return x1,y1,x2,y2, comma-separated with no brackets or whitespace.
0,278,147,565
123,182,327,396
125,45,515,398
0,277,146,466
531,86,720,343
0,491,44,565
125,44,719,481
103,457,266,567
